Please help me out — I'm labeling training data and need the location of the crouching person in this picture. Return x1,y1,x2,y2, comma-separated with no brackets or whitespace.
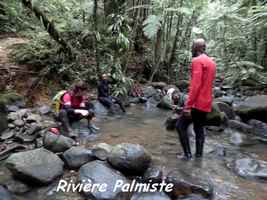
57,81,99,138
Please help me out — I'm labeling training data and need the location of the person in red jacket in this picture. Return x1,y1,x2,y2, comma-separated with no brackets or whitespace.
176,38,216,160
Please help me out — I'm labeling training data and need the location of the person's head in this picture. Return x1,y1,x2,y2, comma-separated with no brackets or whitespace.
192,38,206,57
72,81,87,97
101,74,108,80
172,91,180,105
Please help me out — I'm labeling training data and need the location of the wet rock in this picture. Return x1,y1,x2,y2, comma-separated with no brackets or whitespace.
92,143,113,161
150,82,167,89
143,166,163,183
248,119,267,140
216,102,235,120
26,113,42,123
215,96,234,106
13,119,24,127
177,194,208,200
62,147,95,169
94,101,108,116
228,120,253,134
79,160,128,200
143,86,158,98
108,143,152,175
166,171,213,200
235,95,267,123
213,87,223,98
0,185,13,200
205,103,224,126
6,105,19,112
38,105,52,115
44,190,84,200
5,178,31,194
131,192,171,200
234,158,267,180
43,132,74,153
0,130,15,141
5,148,64,185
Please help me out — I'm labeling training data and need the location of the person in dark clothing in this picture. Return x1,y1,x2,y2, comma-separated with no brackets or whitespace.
98,74,126,113
176,39,216,160
58,81,99,138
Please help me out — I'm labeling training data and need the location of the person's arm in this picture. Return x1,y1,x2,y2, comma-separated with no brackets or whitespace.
184,59,203,110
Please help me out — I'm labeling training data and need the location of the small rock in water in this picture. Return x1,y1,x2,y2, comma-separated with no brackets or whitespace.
0,185,13,200
131,192,171,200
234,158,267,180
142,166,163,183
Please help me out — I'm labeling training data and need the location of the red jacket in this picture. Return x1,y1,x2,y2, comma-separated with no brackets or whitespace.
184,54,216,112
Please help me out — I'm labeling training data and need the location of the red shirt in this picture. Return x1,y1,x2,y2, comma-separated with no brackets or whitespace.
62,92,86,109
184,54,216,112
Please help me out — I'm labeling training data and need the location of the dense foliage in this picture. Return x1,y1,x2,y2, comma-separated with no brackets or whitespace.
0,0,267,95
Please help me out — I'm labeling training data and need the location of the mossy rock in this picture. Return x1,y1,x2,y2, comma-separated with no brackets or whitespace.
205,103,224,126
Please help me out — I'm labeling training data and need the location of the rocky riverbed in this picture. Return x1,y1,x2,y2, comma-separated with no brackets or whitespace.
1,85,267,200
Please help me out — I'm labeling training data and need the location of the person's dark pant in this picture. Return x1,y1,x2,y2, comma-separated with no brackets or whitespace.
58,102,95,136
98,96,125,112
176,108,207,158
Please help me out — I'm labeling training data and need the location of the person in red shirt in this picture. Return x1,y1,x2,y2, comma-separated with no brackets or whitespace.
176,39,216,160
58,81,99,138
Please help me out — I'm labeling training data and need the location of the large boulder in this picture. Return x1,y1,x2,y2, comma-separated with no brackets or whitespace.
79,160,128,200
5,148,64,185
131,192,171,200
143,86,158,98
43,132,74,153
233,158,267,180
205,103,225,126
108,143,152,175
150,82,167,89
0,185,13,200
216,101,235,120
235,95,267,123
62,147,95,169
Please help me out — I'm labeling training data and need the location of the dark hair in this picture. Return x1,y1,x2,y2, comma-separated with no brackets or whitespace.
73,81,88,93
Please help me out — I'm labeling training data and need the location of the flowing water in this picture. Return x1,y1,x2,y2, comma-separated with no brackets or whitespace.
1,104,267,200
86,104,267,200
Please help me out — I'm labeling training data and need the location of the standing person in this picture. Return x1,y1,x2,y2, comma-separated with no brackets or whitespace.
98,74,126,113
176,39,216,160
58,81,99,138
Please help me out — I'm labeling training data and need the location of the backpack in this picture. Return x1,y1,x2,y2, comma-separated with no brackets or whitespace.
52,90,67,114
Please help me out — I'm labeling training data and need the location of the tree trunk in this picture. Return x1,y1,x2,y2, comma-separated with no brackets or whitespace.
21,0,74,57
94,0,100,77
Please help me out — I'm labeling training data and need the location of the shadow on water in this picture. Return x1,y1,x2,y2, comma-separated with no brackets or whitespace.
84,104,267,200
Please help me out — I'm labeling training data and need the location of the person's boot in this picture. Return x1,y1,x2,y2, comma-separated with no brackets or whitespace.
195,138,204,158
179,135,192,160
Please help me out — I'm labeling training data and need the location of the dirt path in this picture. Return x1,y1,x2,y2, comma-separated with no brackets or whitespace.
0,35,51,104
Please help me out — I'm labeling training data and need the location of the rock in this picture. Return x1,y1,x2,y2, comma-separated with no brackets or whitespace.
166,171,213,200
233,158,267,180
177,194,207,200
5,148,64,185
215,96,234,106
0,185,13,200
216,102,235,120
150,82,167,89
26,113,42,123
143,166,163,183
94,101,108,116
62,147,95,169
248,119,267,140
131,192,171,200
165,114,179,131
143,86,158,98
6,105,19,112
235,95,267,123
13,119,24,127
79,160,128,200
0,130,15,141
228,120,253,134
108,143,152,175
44,190,84,200
43,132,74,153
157,96,173,110
213,87,223,98
205,103,225,126
0,112,8,133
92,143,113,161
0,143,27,161
5,178,31,194
38,105,51,115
